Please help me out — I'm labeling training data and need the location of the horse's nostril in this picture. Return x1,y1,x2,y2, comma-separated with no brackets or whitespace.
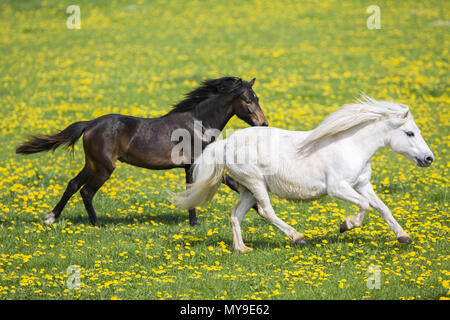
425,156,434,164
262,121,269,127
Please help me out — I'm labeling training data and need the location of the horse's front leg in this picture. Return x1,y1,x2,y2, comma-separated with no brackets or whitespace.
185,167,198,226
327,182,370,233
358,183,411,244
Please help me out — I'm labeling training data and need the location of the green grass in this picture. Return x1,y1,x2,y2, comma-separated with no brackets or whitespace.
0,0,448,299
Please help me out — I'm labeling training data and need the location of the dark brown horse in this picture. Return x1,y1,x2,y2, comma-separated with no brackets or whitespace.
16,77,268,226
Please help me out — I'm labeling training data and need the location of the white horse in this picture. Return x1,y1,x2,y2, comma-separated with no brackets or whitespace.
175,95,434,253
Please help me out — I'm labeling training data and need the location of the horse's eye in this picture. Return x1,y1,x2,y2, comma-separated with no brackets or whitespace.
405,131,415,137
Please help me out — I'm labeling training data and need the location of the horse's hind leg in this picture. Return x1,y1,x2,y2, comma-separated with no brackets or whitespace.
45,167,89,224
249,181,307,245
223,175,260,214
80,166,114,226
230,187,256,253
79,124,118,226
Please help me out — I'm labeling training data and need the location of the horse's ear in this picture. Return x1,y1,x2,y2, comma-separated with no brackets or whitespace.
389,112,409,127
249,78,256,87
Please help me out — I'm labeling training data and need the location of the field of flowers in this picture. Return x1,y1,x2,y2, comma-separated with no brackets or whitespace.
0,0,448,300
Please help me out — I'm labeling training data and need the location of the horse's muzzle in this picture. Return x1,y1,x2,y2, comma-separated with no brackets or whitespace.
416,155,434,167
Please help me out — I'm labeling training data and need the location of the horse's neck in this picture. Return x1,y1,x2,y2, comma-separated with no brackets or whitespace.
337,121,389,162
194,98,234,131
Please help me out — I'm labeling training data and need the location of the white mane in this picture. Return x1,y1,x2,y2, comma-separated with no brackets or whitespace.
298,94,410,153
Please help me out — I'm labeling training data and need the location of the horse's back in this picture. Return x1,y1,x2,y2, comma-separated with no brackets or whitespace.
83,114,145,144
224,126,327,200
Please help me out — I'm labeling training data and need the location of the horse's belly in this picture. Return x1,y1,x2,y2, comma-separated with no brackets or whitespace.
264,175,326,201
118,156,177,170
118,147,180,170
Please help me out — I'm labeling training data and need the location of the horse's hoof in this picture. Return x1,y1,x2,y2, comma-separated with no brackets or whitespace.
340,221,349,233
189,220,199,226
294,237,308,245
397,236,412,244
44,212,56,225
235,246,253,254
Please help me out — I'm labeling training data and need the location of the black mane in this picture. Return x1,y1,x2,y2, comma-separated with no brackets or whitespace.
168,77,246,114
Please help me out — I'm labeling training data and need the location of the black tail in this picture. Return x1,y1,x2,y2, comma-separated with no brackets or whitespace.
16,121,91,155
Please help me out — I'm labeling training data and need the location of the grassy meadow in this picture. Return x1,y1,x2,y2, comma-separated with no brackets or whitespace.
0,0,448,299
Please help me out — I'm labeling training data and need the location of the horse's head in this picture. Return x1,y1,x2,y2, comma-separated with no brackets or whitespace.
388,107,434,167
232,78,268,127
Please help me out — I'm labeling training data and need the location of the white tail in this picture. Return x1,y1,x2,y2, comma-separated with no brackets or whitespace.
176,139,227,209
